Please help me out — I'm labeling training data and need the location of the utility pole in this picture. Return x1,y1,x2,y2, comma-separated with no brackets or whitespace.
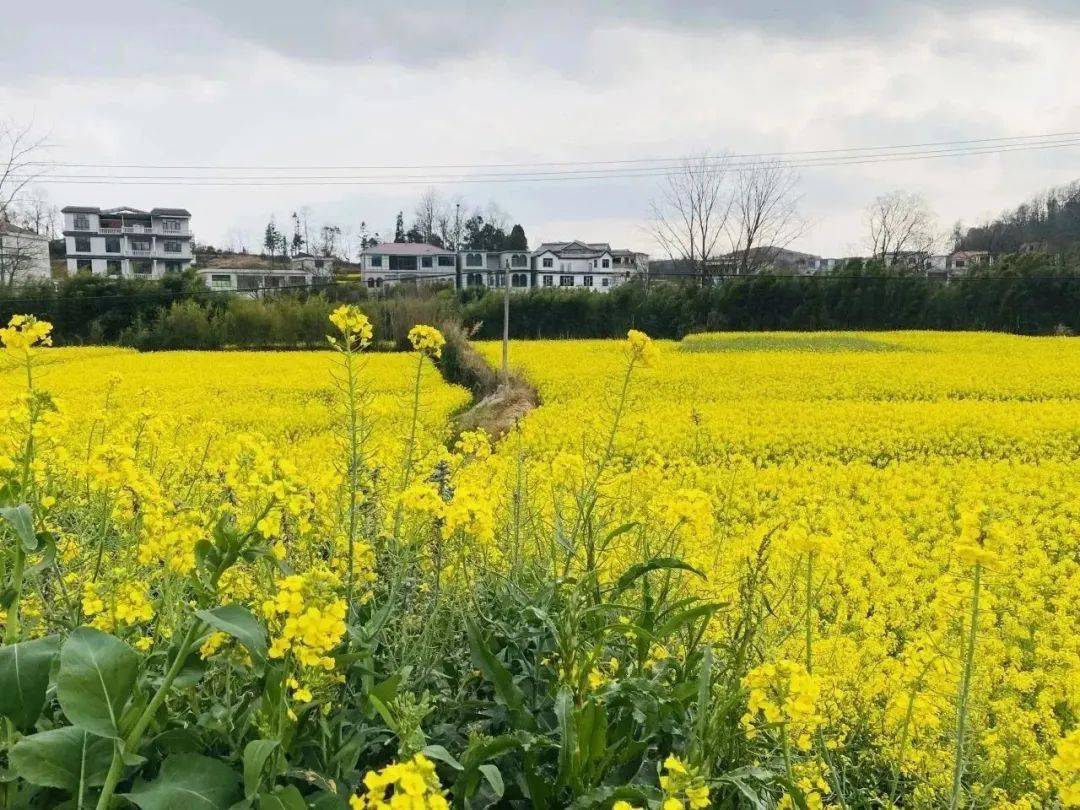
502,258,510,383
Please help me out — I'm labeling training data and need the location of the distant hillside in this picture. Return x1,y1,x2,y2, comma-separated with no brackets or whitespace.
958,179,1080,255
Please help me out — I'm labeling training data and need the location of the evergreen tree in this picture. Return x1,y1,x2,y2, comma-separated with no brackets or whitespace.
394,212,406,243
507,224,528,250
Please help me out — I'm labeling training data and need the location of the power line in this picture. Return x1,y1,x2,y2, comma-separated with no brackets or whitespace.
12,134,1080,188
23,129,1080,171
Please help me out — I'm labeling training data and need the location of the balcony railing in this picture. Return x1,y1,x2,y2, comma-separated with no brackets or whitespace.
129,248,152,255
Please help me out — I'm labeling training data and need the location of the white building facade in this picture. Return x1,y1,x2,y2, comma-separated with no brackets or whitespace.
531,241,636,292
0,222,51,285
62,206,193,279
359,242,457,289
459,249,532,291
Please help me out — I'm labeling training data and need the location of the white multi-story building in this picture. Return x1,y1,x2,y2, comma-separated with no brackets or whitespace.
62,206,193,279
359,242,457,289
531,241,640,292
459,249,532,291
0,220,51,285
196,254,322,296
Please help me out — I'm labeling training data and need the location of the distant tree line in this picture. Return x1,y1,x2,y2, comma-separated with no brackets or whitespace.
957,179,1080,256
4,254,1080,349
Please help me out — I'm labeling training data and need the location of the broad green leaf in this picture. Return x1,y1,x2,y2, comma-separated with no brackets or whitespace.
258,785,307,810
421,744,463,771
196,605,268,667
57,626,139,739
0,504,37,551
478,764,504,798
9,725,113,792
465,617,533,730
655,601,725,640
125,753,242,810
0,634,60,729
25,531,57,576
243,739,279,799
554,686,576,787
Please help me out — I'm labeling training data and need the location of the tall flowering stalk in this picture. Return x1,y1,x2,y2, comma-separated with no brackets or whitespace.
328,305,374,618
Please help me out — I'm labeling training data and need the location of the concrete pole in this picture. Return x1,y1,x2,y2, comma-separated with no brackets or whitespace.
502,258,510,383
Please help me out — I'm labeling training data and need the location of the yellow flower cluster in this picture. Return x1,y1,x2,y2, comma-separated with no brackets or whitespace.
264,571,347,669
1053,729,1080,807
350,753,449,810
330,304,374,349
407,325,446,359
658,755,710,810
0,313,53,353
742,660,822,750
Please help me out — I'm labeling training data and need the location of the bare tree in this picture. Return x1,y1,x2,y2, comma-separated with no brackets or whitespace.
866,190,938,264
0,121,48,223
649,154,733,283
729,162,805,275
413,188,443,246
437,195,466,251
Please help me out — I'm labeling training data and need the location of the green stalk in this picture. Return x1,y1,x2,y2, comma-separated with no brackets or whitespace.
805,551,814,674
949,563,981,810
96,619,204,809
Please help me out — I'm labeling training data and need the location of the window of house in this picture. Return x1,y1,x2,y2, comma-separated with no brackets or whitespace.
289,276,306,286
75,237,91,252
559,275,574,287
602,277,610,287
542,257,553,268
438,255,455,267
492,273,504,288
133,261,152,276
164,240,181,253
76,259,92,273
162,219,181,232
106,260,122,276
105,237,120,253
466,253,483,267
584,275,594,287
74,215,90,230
592,259,597,267
165,261,182,273
211,274,232,289
265,276,280,288
467,273,483,287
602,258,610,268
237,275,260,290
543,275,553,287
512,273,527,288
370,255,383,267
511,254,527,267
366,278,375,288
315,259,325,269
130,239,151,253
421,256,433,268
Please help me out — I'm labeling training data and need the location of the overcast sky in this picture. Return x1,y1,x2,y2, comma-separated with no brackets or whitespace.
3,1,1079,257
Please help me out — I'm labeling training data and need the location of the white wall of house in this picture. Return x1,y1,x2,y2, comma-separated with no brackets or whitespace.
0,231,51,283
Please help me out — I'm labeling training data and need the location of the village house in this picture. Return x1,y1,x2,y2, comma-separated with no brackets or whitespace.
0,219,51,284
358,242,458,288
62,205,194,278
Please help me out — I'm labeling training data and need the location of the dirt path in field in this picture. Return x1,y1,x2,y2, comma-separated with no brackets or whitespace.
437,322,539,441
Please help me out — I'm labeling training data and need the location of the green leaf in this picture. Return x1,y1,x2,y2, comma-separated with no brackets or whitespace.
25,531,57,576
655,601,726,640
243,739,279,799
0,504,37,551
258,785,307,810
9,725,113,792
614,556,705,595
57,626,140,739
554,686,576,787
196,605,268,668
125,753,242,810
0,634,60,729
421,744,463,771
465,617,533,731
478,764,504,798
